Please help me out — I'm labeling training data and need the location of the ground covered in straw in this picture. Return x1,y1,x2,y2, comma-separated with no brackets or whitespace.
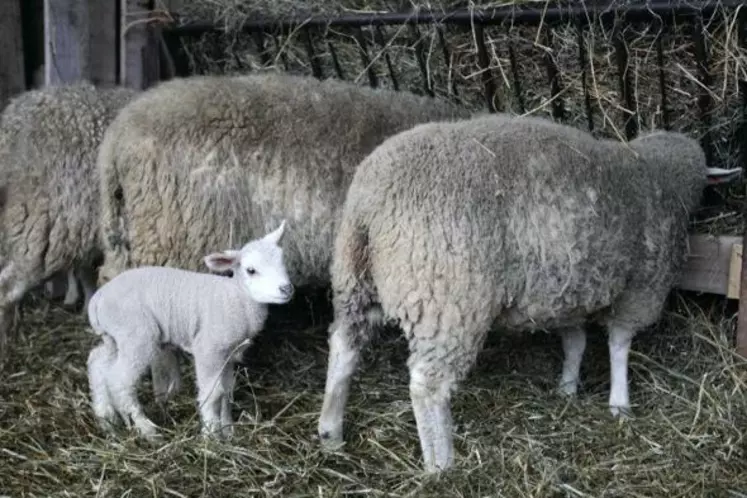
1,289,745,497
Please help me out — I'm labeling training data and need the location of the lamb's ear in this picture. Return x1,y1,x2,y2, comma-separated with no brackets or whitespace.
707,167,743,185
263,219,287,245
204,250,241,273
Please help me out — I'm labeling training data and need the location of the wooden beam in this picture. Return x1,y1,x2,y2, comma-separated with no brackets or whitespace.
120,0,161,90
88,0,118,87
44,0,89,85
0,0,26,110
676,234,742,297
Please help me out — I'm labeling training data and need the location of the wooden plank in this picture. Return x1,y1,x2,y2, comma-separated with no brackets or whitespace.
728,243,742,299
737,230,747,358
44,0,89,85
676,234,741,297
88,0,118,87
0,0,26,110
120,0,160,90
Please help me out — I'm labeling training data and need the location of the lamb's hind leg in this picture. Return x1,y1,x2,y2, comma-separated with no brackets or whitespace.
106,336,161,440
87,336,119,432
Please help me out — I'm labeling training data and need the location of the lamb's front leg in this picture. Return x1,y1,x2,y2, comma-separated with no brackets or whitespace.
194,352,231,437
220,365,236,439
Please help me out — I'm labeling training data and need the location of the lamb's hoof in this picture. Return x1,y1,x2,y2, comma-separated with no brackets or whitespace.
609,405,633,420
133,419,162,442
221,424,235,440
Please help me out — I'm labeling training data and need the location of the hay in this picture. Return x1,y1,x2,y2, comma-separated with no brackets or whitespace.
1,290,745,496
152,0,747,234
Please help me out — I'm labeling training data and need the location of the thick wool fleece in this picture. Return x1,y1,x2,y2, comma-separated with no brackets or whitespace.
0,83,136,355
97,71,472,288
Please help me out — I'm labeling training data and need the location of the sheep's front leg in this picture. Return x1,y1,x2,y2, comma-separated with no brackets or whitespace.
194,352,231,437
318,319,370,448
77,265,98,314
608,325,635,418
62,268,81,307
557,326,587,396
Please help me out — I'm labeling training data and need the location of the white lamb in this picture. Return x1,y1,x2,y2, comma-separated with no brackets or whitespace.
86,221,294,440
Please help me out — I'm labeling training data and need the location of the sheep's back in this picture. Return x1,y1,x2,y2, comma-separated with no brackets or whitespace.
0,83,135,272
345,115,666,333
100,72,469,286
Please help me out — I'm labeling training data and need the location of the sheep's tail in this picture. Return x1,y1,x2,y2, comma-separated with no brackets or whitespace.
329,214,383,340
96,128,131,286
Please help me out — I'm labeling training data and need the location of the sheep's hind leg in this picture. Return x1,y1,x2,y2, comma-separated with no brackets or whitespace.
317,316,373,449
407,326,488,474
607,324,635,419
87,337,120,432
557,326,587,396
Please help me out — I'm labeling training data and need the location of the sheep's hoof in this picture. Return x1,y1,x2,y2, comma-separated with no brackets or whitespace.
609,405,633,420
318,430,345,451
555,382,579,397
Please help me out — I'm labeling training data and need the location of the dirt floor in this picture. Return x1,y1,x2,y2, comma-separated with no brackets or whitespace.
1,289,745,497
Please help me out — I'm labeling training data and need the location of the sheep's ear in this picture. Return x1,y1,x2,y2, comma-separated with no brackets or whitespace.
204,250,241,273
263,219,286,245
707,166,742,185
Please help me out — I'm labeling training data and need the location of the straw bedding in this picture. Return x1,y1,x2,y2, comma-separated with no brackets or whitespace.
1,1,746,496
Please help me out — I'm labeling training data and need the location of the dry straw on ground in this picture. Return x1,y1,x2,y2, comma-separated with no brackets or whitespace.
0,289,746,496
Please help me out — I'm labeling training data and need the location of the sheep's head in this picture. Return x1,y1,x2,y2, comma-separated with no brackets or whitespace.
203,220,295,305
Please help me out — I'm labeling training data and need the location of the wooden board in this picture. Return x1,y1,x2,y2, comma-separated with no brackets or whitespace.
676,234,742,297
88,0,118,87
120,0,160,90
44,0,89,85
0,0,26,110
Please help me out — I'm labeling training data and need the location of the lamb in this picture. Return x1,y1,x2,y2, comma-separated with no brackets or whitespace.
316,113,742,472
86,221,294,440
0,82,137,357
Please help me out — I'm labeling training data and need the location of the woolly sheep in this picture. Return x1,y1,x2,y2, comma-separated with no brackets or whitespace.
86,221,294,440
316,114,742,472
96,71,472,290
0,83,137,357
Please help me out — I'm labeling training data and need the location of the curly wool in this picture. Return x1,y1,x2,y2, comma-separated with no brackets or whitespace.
334,114,707,339
96,71,471,288
0,83,136,352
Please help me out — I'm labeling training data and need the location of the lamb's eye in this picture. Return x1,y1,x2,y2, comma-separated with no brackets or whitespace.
246,268,257,276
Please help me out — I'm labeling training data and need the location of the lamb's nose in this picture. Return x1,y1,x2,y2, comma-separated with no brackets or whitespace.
280,283,294,298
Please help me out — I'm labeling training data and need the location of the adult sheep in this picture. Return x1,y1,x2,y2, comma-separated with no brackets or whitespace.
0,83,137,358
96,71,472,289
316,113,741,473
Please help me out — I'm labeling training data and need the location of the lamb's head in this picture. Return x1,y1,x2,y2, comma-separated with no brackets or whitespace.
630,130,742,210
203,220,295,305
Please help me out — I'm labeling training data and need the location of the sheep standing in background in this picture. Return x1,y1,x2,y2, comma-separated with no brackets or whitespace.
96,71,471,404
87,221,294,440
316,114,742,472
0,83,137,358
96,71,472,289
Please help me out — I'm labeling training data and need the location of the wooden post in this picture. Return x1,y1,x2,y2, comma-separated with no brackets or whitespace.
88,0,118,87
0,0,26,109
43,0,89,85
120,0,161,90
